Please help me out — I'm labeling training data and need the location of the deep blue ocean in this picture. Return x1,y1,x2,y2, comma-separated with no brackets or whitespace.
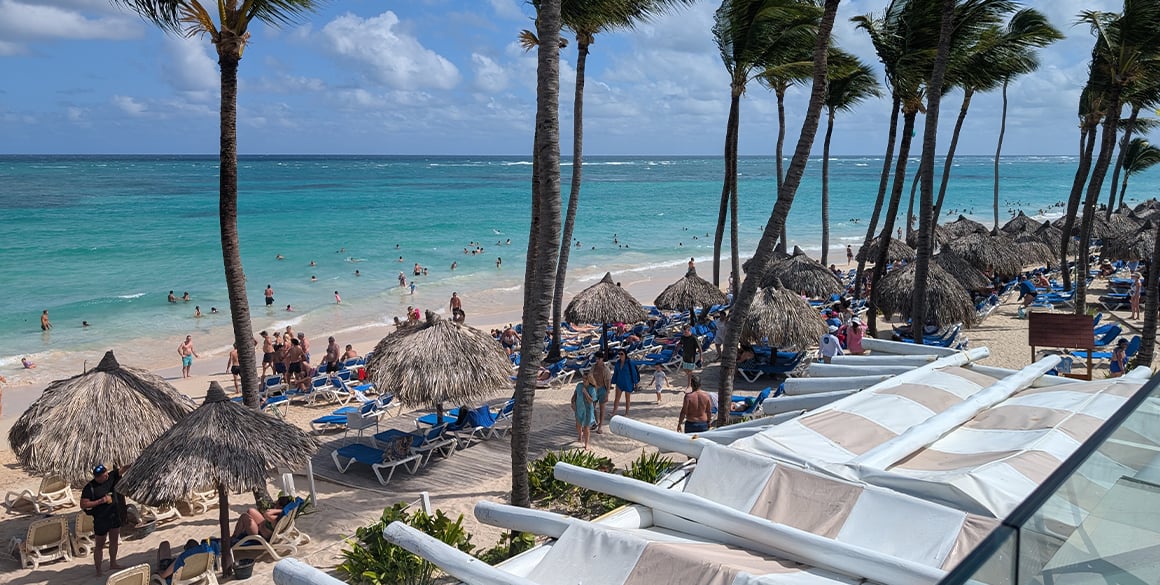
1,154,1154,383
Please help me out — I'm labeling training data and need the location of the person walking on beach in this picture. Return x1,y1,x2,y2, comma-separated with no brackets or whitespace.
325,336,340,373
610,350,640,418
334,290,342,304
226,344,240,393
846,245,853,265
265,284,275,307
260,331,274,377
677,375,712,434
81,464,129,576
1130,272,1142,319
651,364,666,403
40,310,52,331
591,354,611,434
571,371,597,449
178,335,198,378
679,327,701,389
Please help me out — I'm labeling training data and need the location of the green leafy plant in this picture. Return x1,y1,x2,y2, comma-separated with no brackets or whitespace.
476,530,536,565
621,450,675,485
338,503,474,585
528,449,621,518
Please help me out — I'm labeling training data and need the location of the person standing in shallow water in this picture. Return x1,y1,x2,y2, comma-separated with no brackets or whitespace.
40,310,52,331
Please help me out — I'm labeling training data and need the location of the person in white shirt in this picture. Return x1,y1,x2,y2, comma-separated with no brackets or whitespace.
819,325,844,364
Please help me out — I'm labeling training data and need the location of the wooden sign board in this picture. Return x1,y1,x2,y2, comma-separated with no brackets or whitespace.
1029,312,1095,380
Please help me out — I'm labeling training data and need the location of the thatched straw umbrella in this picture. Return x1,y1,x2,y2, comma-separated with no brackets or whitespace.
1015,239,1056,266
855,236,916,263
366,310,512,422
762,246,843,298
8,351,195,485
1055,213,1113,239
1000,210,1039,236
906,223,951,247
1100,219,1156,261
1132,198,1160,221
944,232,1026,277
565,272,649,353
1032,220,1063,246
876,263,976,330
742,283,827,351
119,382,318,576
933,251,990,290
942,215,990,240
653,267,728,326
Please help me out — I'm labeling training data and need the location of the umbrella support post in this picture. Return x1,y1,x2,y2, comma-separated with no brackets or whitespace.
218,484,233,576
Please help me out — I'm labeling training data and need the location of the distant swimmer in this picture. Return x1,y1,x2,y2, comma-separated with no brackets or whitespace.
82,321,90,327
396,244,400,249
410,282,416,295
496,257,503,268
210,307,218,314
182,292,190,302
167,291,177,303
450,261,457,271
285,304,294,312
276,254,284,260
22,357,36,369
335,291,342,304
338,247,346,253
265,284,275,306
422,267,428,276
506,239,511,245
309,260,316,267
310,275,317,282
40,310,52,331
194,306,203,318
355,269,361,277
398,272,407,287
398,256,404,262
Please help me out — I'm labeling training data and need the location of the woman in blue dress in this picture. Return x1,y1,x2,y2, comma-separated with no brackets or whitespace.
572,371,596,449
610,349,641,418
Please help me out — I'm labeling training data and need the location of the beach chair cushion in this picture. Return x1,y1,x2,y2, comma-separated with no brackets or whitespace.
17,516,71,569
107,563,152,585
4,475,76,514
72,511,95,556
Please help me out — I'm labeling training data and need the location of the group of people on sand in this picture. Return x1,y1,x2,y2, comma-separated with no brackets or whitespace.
257,327,358,392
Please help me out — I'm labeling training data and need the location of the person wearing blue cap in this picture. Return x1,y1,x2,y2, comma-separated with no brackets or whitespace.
81,463,130,576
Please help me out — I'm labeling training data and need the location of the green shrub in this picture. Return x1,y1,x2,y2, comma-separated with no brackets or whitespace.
528,449,620,518
476,530,536,565
622,451,675,485
338,503,474,585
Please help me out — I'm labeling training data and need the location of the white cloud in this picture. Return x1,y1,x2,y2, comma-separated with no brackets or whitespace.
112,95,146,116
488,0,526,21
162,36,219,95
66,106,85,123
319,11,460,90
472,53,508,93
0,39,21,55
0,0,139,41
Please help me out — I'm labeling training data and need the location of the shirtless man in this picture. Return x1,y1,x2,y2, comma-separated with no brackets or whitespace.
167,291,177,303
40,310,52,331
342,344,359,360
324,336,340,373
283,338,307,385
677,375,712,433
260,331,274,376
178,335,198,379
297,332,311,364
226,344,240,393
264,284,275,307
449,292,462,313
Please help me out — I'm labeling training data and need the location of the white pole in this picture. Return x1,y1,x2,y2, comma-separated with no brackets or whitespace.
829,354,937,366
861,337,959,356
382,522,540,585
273,558,347,585
807,363,913,377
762,390,857,415
553,463,945,585
851,355,1062,470
964,364,1072,387
609,416,707,459
782,375,892,395
474,501,576,537
306,461,317,510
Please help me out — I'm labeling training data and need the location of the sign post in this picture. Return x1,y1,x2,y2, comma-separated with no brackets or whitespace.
1028,313,1095,380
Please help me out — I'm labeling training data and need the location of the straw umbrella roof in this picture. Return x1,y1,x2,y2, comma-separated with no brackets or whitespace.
855,236,916,263
1016,239,1056,265
1054,213,1113,239
942,215,990,239
944,232,1026,277
933,251,991,290
1033,220,1064,246
1133,198,1160,216
1100,219,1156,261
565,272,649,324
366,311,513,410
762,246,843,298
875,263,976,328
742,283,828,351
653,267,728,312
1000,211,1039,236
906,223,951,247
119,382,318,575
8,351,195,485
1105,210,1142,238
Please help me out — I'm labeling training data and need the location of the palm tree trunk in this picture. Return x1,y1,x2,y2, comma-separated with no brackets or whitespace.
511,0,562,508
1108,106,1139,213
932,87,974,223
1060,124,1097,292
1137,220,1160,368
716,0,840,426
821,107,835,265
855,94,901,299
1075,88,1124,315
714,91,741,286
904,165,919,241
993,80,1008,231
910,0,955,340
868,109,918,337
548,37,590,362
775,87,788,253
216,50,260,409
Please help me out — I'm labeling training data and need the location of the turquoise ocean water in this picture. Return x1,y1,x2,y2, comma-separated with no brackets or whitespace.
1,154,1155,384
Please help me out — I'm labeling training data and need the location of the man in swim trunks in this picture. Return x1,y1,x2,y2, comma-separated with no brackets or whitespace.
41,310,52,331
82,464,130,576
226,344,241,393
260,331,274,376
284,338,306,385
178,335,198,378
265,284,275,306
677,375,712,433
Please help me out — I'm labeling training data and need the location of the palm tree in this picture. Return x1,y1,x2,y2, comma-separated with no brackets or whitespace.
511,0,563,509
113,0,319,409
1119,138,1160,203
1139,219,1160,369
821,53,881,265
759,41,814,252
1059,86,1103,292
712,0,821,290
1106,81,1160,213
716,0,841,426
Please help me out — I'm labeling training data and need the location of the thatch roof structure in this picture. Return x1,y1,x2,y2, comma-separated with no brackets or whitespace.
1000,211,1039,236
906,224,951,247
762,246,843,298
1055,213,1113,239
653,267,728,312
1100,220,1156,261
119,382,318,575
1016,239,1056,266
942,215,990,239
855,236,916,263
742,283,827,351
944,232,1026,277
366,311,513,412
565,273,649,325
1105,210,1142,239
875,263,976,328
1133,198,1160,216
933,251,991,290
1032,220,1064,246
8,351,195,485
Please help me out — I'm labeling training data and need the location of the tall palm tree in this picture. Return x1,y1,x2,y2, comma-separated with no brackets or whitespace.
113,0,319,410
712,0,821,290
1106,80,1160,213
1118,137,1160,203
511,0,563,509
821,53,881,265
759,42,814,252
716,0,841,426
1059,86,1103,292
1139,218,1160,368
525,0,694,362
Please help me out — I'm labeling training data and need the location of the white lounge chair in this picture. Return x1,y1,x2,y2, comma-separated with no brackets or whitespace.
231,498,311,561
106,563,151,585
15,516,71,569
184,486,218,516
72,511,95,557
140,503,182,524
4,475,76,514
151,550,219,585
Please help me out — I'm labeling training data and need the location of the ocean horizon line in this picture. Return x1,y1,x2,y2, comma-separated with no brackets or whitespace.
0,153,1083,160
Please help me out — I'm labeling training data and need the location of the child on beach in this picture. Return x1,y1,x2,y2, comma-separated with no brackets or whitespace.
571,372,597,449
21,357,36,369
651,365,667,404
334,291,342,304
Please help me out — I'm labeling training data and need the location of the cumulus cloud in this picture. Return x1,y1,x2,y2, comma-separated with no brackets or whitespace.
162,36,218,95
112,95,146,116
320,11,460,90
488,0,526,21
0,0,139,42
472,53,508,93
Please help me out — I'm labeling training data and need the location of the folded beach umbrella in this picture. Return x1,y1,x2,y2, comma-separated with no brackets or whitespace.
119,382,318,576
762,246,843,298
944,232,1026,277
1100,219,1156,261
653,267,728,326
932,250,990,290
8,350,195,485
855,236,916,263
366,310,512,423
742,282,827,351
875,263,975,329
941,215,990,240
1000,210,1039,236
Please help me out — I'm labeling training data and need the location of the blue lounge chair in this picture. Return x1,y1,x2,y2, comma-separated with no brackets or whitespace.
374,424,456,466
448,404,501,446
713,387,772,421
331,442,421,485
310,395,394,433
1093,325,1123,348
415,408,461,428
737,352,805,383
1072,335,1140,361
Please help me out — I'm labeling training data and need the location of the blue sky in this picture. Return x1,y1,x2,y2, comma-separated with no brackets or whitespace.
0,0,1129,155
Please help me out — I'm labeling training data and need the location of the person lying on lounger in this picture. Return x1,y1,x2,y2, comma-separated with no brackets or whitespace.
231,496,293,545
